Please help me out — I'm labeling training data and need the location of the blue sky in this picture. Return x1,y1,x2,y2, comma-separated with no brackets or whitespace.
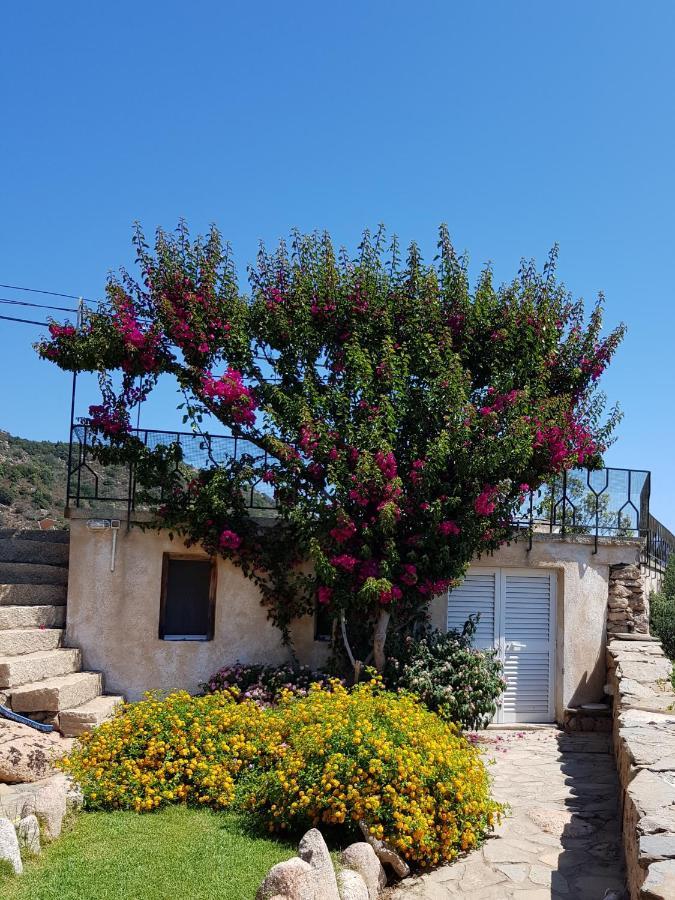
1,1,674,522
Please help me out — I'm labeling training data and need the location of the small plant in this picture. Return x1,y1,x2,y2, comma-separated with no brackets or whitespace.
389,617,506,729
201,661,340,704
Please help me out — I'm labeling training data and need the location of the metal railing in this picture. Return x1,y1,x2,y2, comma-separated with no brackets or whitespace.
65,422,673,570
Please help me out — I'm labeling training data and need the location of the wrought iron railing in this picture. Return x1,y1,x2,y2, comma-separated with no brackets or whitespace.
65,423,672,570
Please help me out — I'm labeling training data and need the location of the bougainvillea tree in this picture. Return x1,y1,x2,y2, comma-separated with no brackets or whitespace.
38,223,624,673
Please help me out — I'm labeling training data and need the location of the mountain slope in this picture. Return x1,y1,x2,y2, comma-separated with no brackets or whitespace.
0,431,70,528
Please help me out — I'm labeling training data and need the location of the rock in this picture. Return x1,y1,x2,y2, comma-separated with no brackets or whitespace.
357,820,409,878
21,773,68,841
337,867,370,900
17,814,40,855
64,776,84,812
641,859,675,899
341,843,387,900
0,816,22,874
298,829,339,900
0,719,68,783
256,856,317,900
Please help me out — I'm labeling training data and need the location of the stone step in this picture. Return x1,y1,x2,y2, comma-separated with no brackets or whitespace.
0,562,68,586
0,628,64,655
0,648,81,688
0,529,69,544
0,583,67,606
58,695,124,737
11,671,102,714
0,605,66,629
0,538,69,566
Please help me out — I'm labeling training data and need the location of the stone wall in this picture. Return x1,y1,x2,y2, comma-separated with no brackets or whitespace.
606,635,675,899
607,564,649,635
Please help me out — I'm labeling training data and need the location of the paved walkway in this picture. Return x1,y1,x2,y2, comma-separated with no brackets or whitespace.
391,728,626,900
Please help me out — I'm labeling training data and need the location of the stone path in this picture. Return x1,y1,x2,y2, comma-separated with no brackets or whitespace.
391,728,626,899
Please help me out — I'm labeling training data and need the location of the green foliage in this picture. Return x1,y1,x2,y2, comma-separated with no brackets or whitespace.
0,430,71,526
386,617,506,728
650,556,675,660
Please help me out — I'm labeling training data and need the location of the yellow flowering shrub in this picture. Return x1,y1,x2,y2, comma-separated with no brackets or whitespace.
60,681,502,866
59,690,279,812
246,680,503,866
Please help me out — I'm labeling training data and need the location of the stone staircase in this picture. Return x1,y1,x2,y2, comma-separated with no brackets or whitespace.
0,529,122,736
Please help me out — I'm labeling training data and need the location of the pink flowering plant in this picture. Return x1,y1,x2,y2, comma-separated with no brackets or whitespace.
37,223,623,672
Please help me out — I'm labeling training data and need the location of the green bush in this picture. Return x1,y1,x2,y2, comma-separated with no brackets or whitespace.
650,556,675,661
390,617,506,729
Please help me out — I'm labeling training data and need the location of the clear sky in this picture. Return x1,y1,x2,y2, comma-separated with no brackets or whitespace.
1,1,674,523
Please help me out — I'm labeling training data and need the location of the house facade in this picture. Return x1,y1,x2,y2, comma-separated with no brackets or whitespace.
64,507,650,724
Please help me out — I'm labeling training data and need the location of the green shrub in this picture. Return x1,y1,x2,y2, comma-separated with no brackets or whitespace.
651,556,675,660
386,617,506,729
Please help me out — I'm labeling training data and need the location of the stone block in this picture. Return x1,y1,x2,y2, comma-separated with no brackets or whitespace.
0,816,21,874
11,671,102,713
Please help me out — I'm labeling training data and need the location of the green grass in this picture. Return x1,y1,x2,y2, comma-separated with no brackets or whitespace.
0,807,295,900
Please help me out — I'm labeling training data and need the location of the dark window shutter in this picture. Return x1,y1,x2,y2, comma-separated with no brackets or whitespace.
160,556,215,641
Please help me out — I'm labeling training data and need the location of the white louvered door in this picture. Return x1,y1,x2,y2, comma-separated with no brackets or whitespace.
447,568,555,724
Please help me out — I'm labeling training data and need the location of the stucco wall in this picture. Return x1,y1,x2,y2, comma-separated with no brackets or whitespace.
429,534,640,720
65,514,328,701
66,512,640,718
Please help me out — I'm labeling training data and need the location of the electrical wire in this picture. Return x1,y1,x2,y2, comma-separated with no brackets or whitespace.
0,282,95,303
0,297,77,314
0,313,49,326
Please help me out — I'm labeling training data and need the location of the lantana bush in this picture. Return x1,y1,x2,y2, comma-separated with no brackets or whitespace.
60,681,502,866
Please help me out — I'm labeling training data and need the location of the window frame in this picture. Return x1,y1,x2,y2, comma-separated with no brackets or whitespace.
159,553,217,642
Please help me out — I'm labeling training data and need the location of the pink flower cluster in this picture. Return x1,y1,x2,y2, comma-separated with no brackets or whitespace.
438,519,461,536
479,388,521,417
374,450,397,480
379,585,402,606
88,403,129,436
112,299,162,372
534,416,597,470
202,368,257,426
475,485,499,517
316,585,333,605
329,518,357,544
219,529,242,551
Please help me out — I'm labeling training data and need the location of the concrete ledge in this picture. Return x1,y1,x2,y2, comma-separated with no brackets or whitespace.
607,635,675,898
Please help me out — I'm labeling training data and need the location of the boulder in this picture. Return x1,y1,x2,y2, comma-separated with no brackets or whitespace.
337,867,370,900
20,773,68,841
0,719,68,784
0,817,22,874
17,814,40,855
256,856,317,900
298,828,340,900
340,843,386,900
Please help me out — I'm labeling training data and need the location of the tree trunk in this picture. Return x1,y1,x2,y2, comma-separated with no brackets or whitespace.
373,608,391,673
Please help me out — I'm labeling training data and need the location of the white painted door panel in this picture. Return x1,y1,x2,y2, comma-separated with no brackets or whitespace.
447,568,555,724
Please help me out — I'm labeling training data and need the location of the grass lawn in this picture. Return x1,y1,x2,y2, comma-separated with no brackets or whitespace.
0,806,296,900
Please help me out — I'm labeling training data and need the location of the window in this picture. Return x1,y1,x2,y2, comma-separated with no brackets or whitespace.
314,599,332,642
159,554,216,641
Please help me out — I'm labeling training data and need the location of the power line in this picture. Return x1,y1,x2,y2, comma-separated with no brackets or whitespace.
0,296,77,314
0,282,96,303
0,313,49,326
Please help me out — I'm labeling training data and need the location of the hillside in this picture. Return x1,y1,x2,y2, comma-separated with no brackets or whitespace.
0,430,70,528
